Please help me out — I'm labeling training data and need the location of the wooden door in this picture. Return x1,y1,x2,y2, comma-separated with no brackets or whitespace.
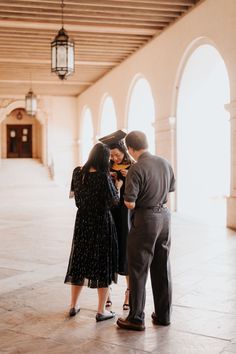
7,125,32,158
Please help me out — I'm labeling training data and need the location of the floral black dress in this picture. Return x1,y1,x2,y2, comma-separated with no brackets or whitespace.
64,167,119,288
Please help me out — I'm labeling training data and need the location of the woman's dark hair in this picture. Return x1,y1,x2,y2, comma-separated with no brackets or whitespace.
109,140,132,164
82,143,110,175
125,131,148,150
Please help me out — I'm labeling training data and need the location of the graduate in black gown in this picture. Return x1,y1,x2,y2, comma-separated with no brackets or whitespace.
64,143,123,322
99,130,134,310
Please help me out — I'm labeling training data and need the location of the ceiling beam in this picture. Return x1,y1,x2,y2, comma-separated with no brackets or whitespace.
0,58,118,66
0,19,157,35
0,79,92,86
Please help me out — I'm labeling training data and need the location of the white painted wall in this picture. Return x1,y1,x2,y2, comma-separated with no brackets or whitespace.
48,96,78,186
80,107,93,165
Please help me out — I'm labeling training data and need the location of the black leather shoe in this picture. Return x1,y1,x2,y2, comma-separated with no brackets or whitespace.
69,307,80,317
116,317,145,331
151,312,170,326
96,311,116,322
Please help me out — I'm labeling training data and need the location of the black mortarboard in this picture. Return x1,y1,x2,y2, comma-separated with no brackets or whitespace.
99,130,127,147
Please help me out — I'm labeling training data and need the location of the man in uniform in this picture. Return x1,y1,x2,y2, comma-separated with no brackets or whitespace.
116,130,175,331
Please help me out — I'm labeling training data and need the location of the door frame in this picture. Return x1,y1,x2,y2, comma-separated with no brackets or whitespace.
7,124,32,158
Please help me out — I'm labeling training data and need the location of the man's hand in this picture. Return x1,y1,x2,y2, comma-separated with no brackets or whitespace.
124,200,135,209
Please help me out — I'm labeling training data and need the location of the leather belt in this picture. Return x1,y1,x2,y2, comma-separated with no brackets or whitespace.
136,203,167,212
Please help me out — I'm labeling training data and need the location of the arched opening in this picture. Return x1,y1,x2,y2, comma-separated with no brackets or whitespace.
177,44,230,225
1,107,42,160
81,107,93,164
127,77,155,153
100,95,117,136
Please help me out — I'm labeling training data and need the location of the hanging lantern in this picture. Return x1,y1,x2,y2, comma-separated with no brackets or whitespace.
25,89,37,116
51,0,74,80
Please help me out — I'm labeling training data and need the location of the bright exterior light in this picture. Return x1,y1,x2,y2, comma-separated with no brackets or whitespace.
51,0,74,80
25,89,37,116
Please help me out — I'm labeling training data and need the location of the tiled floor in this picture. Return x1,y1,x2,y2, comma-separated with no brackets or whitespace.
1,159,236,354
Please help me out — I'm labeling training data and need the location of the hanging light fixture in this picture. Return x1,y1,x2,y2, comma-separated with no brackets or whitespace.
51,0,74,80
25,74,37,116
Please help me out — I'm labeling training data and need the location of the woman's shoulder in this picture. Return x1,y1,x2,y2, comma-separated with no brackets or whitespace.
73,166,82,172
72,166,82,177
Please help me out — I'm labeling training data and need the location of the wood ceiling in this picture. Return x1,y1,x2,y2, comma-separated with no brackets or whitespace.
0,0,201,97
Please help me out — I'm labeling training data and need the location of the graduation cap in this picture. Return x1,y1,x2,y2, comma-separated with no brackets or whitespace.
99,130,127,147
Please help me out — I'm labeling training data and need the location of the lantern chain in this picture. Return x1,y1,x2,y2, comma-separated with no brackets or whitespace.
61,0,64,28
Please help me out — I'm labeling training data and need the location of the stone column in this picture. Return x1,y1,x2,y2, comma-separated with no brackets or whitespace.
226,101,236,229
0,107,4,163
168,116,176,212
77,139,82,165
0,99,15,162
154,116,176,211
168,116,176,171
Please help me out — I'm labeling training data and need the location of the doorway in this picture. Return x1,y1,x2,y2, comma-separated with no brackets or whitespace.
7,124,32,158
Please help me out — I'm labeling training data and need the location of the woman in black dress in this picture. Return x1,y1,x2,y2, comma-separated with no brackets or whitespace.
64,143,122,322
99,131,133,310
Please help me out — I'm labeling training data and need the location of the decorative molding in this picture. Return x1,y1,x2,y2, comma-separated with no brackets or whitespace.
227,197,236,229
0,98,14,109
36,110,48,125
0,99,25,123
225,101,236,118
169,116,176,129
154,118,170,132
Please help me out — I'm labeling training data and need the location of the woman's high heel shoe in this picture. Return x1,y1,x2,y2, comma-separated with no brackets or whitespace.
123,288,130,311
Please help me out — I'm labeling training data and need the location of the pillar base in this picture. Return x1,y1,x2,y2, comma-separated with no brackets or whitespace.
227,197,236,230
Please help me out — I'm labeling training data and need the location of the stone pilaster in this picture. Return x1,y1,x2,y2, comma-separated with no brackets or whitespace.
225,101,236,229
154,116,176,211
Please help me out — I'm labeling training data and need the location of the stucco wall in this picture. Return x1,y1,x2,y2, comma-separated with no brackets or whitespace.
47,96,78,186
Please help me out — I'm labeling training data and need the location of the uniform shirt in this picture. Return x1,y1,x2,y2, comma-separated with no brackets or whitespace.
124,151,175,208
